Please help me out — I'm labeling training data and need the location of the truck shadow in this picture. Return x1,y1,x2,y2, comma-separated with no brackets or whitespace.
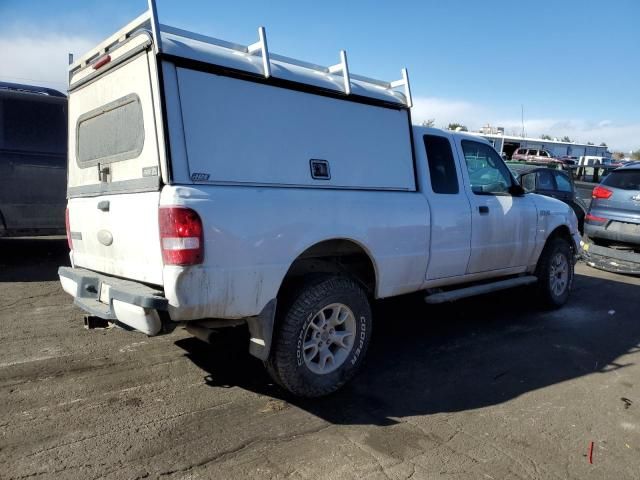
175,270,640,426
0,237,69,282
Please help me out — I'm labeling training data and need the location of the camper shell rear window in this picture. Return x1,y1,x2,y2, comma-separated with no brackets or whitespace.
76,93,144,167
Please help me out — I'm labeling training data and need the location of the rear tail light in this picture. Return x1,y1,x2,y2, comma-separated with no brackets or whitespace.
65,208,72,250
585,213,607,225
592,186,613,199
159,207,204,265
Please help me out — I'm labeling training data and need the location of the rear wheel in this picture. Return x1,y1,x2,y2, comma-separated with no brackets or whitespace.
267,275,372,397
536,237,574,308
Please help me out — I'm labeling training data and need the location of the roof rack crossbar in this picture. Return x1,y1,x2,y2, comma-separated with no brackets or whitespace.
247,26,271,78
389,68,413,108
328,50,351,95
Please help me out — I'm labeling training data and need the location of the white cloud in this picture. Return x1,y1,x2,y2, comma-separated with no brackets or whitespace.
411,96,483,128
411,96,639,152
0,31,96,92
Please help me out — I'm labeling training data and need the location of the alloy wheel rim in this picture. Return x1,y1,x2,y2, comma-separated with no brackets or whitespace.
302,303,356,375
549,252,569,297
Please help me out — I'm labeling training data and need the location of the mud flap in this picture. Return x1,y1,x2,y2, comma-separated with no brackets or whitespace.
246,299,277,361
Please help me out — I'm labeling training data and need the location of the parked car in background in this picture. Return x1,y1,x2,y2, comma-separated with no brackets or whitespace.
578,156,619,167
601,157,623,168
557,155,578,166
0,82,67,237
510,164,587,233
512,148,561,165
582,163,640,274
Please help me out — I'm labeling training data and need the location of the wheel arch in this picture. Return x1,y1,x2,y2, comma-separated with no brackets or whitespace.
548,224,574,249
249,237,378,363
278,237,379,298
536,224,575,271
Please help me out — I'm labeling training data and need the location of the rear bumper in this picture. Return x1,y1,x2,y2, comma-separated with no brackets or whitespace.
581,242,640,275
58,266,168,335
585,223,640,245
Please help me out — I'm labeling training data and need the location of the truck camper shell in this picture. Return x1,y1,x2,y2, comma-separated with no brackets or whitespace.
67,3,416,193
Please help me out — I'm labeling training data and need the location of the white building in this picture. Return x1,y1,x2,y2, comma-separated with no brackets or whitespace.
466,130,610,159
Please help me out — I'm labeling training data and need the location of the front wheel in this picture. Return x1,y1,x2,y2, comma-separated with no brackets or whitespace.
536,237,574,309
267,275,372,397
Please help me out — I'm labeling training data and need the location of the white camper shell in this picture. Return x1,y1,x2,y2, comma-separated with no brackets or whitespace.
60,2,580,397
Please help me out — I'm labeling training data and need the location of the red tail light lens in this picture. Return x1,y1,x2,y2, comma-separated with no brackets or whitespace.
92,54,111,70
592,186,613,199
65,208,72,250
159,207,204,265
585,213,607,225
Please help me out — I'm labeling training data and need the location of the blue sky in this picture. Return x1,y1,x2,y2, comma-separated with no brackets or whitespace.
1,0,638,151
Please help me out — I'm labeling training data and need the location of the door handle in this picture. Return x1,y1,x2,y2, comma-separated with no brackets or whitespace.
97,200,110,212
479,206,489,214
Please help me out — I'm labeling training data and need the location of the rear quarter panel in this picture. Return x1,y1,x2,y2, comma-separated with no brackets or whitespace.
160,185,429,320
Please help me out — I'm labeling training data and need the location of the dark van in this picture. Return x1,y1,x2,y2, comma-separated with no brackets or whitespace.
0,82,67,236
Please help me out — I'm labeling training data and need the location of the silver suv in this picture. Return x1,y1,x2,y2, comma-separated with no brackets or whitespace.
583,163,640,274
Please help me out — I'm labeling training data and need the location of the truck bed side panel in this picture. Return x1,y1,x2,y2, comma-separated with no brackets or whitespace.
160,185,429,320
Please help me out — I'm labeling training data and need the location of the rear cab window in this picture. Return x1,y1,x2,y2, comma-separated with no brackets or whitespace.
423,134,459,194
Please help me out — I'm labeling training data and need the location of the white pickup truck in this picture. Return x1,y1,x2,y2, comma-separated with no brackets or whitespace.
59,5,581,397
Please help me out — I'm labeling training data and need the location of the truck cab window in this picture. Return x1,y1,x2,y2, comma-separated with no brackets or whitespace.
461,140,513,195
423,134,459,194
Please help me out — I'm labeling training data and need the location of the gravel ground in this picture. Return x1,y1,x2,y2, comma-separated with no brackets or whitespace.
1,237,639,479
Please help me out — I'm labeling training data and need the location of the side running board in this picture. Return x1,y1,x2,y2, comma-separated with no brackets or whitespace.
424,276,538,304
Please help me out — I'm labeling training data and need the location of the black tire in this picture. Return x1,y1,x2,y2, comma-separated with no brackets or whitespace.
536,237,574,309
267,275,372,397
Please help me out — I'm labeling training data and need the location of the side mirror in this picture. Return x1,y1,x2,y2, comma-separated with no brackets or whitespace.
509,183,526,197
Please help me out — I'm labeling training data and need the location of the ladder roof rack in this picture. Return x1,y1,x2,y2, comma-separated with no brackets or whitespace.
69,0,413,108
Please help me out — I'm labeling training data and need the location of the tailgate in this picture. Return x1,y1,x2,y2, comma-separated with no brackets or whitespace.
68,192,163,285
67,35,164,285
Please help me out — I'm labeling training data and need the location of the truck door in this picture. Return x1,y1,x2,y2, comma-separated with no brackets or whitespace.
455,139,537,274
422,133,472,280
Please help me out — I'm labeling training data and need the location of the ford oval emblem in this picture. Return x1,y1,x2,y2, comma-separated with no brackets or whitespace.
97,230,113,246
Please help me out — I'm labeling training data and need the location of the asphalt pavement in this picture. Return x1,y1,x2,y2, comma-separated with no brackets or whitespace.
1,238,639,479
